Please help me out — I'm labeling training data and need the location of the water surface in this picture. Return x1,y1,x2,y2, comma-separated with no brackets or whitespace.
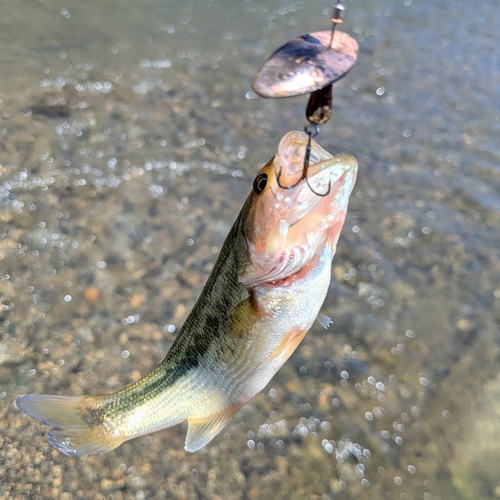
1,1,499,499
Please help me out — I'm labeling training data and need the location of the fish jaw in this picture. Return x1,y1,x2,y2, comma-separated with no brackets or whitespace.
240,131,357,286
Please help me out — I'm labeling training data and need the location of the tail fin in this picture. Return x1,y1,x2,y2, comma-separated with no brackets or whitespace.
15,394,125,456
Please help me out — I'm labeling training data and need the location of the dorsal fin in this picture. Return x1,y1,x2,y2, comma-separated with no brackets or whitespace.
185,405,240,452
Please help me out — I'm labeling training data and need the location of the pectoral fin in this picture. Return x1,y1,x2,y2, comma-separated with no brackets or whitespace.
317,313,333,329
226,296,260,338
185,405,240,452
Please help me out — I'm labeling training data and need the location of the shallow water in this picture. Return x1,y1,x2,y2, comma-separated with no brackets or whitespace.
1,0,499,499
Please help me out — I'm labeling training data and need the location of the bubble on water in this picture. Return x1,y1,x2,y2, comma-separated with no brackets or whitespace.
323,441,334,453
139,58,172,69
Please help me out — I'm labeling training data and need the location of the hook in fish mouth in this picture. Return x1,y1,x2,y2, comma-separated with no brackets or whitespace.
276,164,332,197
276,125,331,197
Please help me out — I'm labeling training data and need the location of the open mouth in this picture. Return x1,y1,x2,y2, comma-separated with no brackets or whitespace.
273,131,332,189
272,131,357,199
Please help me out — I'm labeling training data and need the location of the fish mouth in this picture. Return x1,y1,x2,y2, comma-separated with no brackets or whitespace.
272,131,357,216
273,130,331,190
241,131,357,287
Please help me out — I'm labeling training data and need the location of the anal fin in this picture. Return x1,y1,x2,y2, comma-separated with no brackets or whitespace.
185,405,240,452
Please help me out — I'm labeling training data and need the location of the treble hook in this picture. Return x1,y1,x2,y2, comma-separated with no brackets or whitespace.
276,125,331,197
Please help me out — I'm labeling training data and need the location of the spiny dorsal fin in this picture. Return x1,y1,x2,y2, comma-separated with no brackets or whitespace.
185,405,240,452
317,313,333,329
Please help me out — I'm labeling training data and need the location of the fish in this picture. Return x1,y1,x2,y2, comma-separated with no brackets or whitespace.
15,130,357,455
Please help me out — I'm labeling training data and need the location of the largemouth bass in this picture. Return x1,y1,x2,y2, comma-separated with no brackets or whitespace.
15,131,357,455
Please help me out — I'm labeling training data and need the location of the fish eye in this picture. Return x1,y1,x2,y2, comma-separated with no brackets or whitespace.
253,173,268,194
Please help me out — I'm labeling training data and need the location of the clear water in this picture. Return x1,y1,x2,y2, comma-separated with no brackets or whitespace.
1,0,499,499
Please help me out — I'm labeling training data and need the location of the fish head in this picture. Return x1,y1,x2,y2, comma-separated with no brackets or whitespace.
239,130,357,286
